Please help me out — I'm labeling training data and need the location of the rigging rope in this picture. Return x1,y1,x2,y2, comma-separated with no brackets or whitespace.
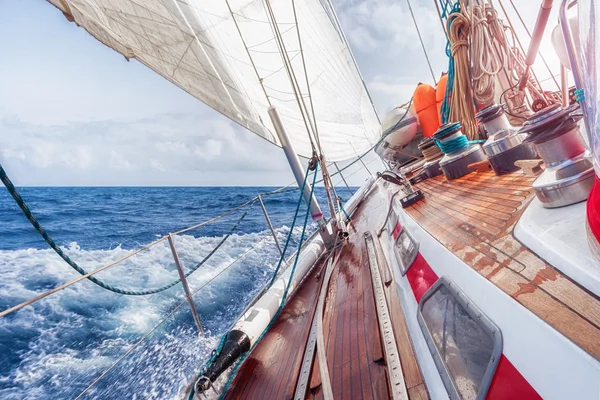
470,2,506,105
447,6,478,140
267,161,311,286
187,162,320,400
0,162,255,296
217,164,319,400
405,0,436,83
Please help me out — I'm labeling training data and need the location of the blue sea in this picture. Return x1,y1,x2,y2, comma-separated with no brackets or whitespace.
0,186,355,399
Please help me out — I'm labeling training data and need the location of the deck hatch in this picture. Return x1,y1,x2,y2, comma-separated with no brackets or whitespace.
417,276,502,400
394,226,419,276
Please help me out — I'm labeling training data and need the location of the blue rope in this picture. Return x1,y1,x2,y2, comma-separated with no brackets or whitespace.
187,163,318,399
435,136,485,154
340,202,351,221
0,162,255,296
267,165,311,287
440,1,461,124
575,88,585,102
438,0,454,19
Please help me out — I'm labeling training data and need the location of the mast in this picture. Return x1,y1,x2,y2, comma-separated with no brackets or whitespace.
268,106,324,224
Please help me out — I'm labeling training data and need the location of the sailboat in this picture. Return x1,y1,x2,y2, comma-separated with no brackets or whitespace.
3,0,600,399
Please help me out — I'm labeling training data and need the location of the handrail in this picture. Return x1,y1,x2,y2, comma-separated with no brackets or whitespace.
168,233,204,335
73,236,270,400
0,235,168,318
0,186,304,319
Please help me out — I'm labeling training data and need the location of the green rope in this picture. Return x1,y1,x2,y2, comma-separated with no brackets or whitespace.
0,162,255,296
187,163,319,400
217,164,319,399
267,164,311,287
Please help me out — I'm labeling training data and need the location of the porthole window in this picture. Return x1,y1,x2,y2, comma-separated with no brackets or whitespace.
417,277,502,400
394,226,419,275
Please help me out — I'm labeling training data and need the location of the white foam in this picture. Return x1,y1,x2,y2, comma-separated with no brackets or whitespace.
0,225,312,399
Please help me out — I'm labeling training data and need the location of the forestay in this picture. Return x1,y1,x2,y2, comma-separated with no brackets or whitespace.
48,0,380,161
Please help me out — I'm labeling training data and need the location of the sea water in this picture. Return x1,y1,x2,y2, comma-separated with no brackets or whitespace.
0,186,354,399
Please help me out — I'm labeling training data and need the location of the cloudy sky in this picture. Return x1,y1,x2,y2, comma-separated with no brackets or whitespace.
0,0,562,186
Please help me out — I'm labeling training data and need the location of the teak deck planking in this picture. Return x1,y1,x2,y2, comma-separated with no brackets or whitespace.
224,186,426,400
407,170,600,360
224,168,600,400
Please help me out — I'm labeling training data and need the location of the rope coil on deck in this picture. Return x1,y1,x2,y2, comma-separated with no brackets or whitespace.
421,143,443,161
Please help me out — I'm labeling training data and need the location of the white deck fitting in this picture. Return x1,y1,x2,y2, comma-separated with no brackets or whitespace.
514,198,600,297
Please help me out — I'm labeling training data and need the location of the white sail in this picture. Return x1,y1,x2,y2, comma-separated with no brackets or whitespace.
48,0,380,161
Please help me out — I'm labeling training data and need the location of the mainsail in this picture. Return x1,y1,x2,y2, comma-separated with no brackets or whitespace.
48,0,380,161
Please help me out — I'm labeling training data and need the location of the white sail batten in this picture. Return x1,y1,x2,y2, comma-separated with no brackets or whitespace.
48,0,380,161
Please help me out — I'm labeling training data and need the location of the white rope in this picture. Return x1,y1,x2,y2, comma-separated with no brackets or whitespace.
469,1,508,105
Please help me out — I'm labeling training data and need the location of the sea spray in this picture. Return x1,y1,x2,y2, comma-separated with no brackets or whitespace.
0,186,353,399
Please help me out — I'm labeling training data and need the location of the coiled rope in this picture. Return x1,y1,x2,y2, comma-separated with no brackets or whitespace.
435,136,485,154
470,2,506,105
0,162,255,296
421,144,443,161
447,7,478,140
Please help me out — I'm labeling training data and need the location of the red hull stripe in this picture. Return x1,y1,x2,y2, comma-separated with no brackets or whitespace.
392,221,402,240
404,251,541,399
587,175,600,243
487,355,542,400
405,253,438,303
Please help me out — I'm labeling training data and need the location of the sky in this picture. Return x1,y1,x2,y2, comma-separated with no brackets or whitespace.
0,0,563,186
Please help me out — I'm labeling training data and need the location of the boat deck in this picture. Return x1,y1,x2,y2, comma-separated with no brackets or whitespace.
407,170,600,361
223,169,600,400
223,185,426,400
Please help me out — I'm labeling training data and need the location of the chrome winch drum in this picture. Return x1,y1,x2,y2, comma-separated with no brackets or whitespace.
475,104,511,138
521,104,594,208
434,122,487,181
476,104,538,175
418,137,443,178
481,129,538,175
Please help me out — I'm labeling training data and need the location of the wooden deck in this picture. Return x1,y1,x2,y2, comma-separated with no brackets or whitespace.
221,168,600,400
407,170,600,361
224,186,427,400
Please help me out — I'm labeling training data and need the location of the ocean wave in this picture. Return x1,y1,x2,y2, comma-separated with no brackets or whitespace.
0,225,310,399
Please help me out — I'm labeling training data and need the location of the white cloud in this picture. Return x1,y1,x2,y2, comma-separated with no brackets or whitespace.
0,112,304,186
335,0,449,113
109,150,133,171
150,160,165,172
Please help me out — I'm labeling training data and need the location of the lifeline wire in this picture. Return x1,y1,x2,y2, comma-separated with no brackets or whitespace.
0,161,255,296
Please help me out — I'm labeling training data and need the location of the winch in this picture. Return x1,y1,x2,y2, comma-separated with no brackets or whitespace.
520,104,594,208
434,122,487,181
476,104,538,176
418,137,443,178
